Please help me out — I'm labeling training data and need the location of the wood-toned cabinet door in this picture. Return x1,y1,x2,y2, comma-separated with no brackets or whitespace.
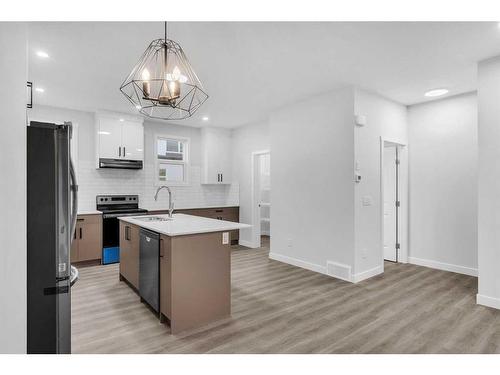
78,222,102,262
70,229,79,263
160,235,172,320
119,222,140,289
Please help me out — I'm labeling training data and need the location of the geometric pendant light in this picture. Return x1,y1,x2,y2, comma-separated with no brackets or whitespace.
120,22,208,120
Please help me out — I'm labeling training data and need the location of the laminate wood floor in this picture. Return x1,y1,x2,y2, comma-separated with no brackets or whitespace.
71,237,500,354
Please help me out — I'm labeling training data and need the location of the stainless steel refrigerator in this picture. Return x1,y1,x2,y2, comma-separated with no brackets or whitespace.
27,121,78,354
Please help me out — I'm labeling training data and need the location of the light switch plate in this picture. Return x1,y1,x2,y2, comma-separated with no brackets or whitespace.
222,232,229,245
355,115,367,127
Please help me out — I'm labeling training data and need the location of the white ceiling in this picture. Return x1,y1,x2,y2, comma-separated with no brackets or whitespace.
28,22,500,128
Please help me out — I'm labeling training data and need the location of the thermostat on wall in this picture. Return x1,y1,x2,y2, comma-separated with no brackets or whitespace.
355,115,367,127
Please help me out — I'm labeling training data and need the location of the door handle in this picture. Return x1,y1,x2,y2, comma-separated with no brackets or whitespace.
123,147,126,156
119,146,121,157
79,227,82,239
217,173,220,182
221,173,223,182
159,238,164,258
27,81,33,109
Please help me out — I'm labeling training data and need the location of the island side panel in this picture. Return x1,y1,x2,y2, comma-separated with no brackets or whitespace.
170,231,231,334
160,234,172,321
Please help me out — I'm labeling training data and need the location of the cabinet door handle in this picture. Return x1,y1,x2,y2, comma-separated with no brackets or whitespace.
221,173,223,183
215,209,223,213
217,173,220,182
159,238,164,258
79,227,82,239
123,147,126,156
119,146,121,157
27,81,33,109
125,226,130,241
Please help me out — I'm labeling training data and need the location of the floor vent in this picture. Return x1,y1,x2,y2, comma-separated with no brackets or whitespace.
327,261,352,282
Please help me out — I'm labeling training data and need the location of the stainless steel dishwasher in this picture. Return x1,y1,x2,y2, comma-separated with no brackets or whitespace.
139,228,160,313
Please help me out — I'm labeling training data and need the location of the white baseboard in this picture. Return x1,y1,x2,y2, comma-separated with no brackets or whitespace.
269,252,328,276
408,256,477,277
238,239,259,248
352,265,384,283
477,294,500,310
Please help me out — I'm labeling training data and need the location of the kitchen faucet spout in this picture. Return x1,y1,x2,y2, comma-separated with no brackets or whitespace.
154,185,174,218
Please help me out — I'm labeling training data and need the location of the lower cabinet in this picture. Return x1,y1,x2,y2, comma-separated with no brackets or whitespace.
119,221,140,290
71,214,102,263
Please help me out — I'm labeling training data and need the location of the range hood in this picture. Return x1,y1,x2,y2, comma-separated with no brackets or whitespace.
98,158,143,170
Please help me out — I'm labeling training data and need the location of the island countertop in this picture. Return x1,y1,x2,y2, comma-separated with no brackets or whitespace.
118,213,251,237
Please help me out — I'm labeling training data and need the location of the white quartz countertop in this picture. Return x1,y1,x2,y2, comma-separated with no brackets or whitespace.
118,213,251,237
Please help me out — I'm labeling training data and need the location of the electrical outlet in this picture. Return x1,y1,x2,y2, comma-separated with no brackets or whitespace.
222,232,229,245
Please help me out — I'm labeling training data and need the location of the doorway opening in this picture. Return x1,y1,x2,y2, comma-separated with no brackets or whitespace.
251,150,270,248
381,139,407,264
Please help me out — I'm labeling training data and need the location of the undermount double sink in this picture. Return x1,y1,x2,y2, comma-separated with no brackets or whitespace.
135,216,173,222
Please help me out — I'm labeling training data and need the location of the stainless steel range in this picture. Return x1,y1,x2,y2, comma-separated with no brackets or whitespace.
97,195,148,264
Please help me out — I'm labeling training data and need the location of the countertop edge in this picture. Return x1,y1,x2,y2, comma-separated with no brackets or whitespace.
119,214,251,237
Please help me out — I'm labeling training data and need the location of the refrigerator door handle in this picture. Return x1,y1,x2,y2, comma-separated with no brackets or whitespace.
70,156,78,245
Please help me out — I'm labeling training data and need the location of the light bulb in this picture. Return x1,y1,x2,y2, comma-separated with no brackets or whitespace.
141,69,150,98
172,66,181,81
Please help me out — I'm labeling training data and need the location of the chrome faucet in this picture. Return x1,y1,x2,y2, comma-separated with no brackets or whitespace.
154,185,175,218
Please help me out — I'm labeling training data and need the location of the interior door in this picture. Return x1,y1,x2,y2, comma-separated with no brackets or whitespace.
383,146,397,262
98,117,122,159
121,120,144,161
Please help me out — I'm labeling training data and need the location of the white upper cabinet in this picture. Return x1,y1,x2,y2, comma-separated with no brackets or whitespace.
95,112,144,167
98,117,123,159
201,127,232,184
121,121,144,161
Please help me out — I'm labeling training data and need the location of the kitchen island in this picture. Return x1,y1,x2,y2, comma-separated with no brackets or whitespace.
118,214,250,334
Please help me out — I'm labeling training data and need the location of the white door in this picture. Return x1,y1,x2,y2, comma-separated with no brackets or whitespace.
121,120,144,161
98,117,122,159
383,146,397,262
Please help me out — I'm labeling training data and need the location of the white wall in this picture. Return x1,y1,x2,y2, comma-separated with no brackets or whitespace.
269,87,356,279
0,23,27,353
408,93,478,276
29,105,239,212
353,89,408,281
477,56,500,309
231,121,270,247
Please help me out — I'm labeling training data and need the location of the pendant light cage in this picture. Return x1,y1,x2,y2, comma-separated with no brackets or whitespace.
120,34,208,120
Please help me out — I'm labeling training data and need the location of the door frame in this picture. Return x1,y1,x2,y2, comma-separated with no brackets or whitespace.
251,149,270,248
380,137,408,266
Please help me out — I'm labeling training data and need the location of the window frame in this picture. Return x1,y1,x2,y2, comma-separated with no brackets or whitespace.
154,134,190,186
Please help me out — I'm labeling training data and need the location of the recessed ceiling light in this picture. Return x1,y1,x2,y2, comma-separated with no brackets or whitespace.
36,51,49,58
424,88,449,97
202,116,209,121
98,131,111,135
135,105,142,110
119,118,124,122
35,87,45,93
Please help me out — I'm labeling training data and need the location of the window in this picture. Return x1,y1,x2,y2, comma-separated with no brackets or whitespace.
156,136,189,185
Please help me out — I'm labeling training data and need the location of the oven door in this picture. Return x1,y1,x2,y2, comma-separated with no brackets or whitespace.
102,211,148,248
102,215,120,249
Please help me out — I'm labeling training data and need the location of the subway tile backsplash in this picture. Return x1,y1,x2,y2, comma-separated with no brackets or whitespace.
76,160,239,211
